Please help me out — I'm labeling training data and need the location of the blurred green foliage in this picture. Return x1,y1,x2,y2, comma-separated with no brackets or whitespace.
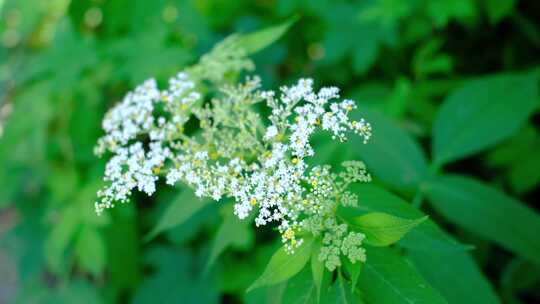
1,0,539,303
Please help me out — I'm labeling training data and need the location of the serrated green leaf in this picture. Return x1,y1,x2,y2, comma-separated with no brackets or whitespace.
145,188,212,241
352,107,429,190
359,247,448,304
424,174,540,266
247,237,314,292
433,71,539,165
237,16,298,55
346,212,427,247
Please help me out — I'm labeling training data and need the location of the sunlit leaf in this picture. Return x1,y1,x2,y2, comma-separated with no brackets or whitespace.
346,212,427,247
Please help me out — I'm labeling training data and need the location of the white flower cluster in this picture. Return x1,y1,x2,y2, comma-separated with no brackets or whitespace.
95,41,373,268
94,72,200,214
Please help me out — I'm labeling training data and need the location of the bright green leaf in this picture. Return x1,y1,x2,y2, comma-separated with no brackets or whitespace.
145,188,212,241
346,212,427,247
247,237,314,292
432,71,539,165
237,16,298,55
359,247,448,304
424,174,540,266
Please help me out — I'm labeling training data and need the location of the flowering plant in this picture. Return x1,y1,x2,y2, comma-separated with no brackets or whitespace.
95,23,426,299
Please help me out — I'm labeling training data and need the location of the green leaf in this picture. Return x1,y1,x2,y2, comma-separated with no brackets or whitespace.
500,257,540,303
486,125,540,194
408,246,501,304
311,243,327,302
237,16,298,55
133,246,219,304
346,212,427,247
247,237,314,292
344,184,466,252
352,107,429,190
432,71,539,165
44,205,81,274
343,258,362,293
282,267,318,304
75,226,106,276
321,271,360,304
105,204,142,292
359,247,448,304
145,188,212,241
481,0,516,24
424,174,540,266
205,206,253,272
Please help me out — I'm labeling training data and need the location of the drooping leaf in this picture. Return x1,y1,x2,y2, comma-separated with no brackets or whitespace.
424,174,540,266
351,107,429,190
359,247,448,304
247,237,314,292
237,16,298,55
346,212,427,247
145,188,212,241
432,71,539,165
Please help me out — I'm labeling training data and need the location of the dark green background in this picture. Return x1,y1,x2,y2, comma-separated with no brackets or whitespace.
1,0,539,303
